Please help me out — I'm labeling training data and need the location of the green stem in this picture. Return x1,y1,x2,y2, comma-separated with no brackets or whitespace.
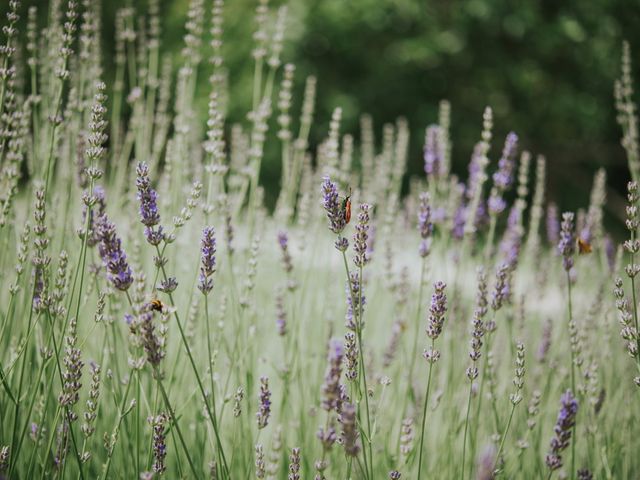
417,338,435,480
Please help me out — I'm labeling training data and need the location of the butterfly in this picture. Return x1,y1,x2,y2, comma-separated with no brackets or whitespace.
577,237,592,255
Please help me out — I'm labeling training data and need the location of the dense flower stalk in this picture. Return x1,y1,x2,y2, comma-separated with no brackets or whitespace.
136,161,165,245
558,212,576,272
545,390,578,472
257,376,271,429
198,226,217,294
417,192,433,257
81,361,101,439
58,318,83,422
149,413,168,474
321,339,344,411
96,214,133,291
344,332,358,381
488,132,518,214
288,448,301,480
423,124,443,178
321,176,346,234
339,402,360,457
255,444,265,479
353,203,371,268
345,272,365,331
424,281,448,362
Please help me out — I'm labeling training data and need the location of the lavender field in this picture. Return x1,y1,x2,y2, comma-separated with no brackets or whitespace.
0,1,639,479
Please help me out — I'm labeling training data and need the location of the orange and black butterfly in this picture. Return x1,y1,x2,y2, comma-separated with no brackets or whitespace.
342,187,352,224
577,237,592,255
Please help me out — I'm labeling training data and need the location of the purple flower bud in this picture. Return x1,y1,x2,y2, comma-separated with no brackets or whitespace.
96,214,133,291
198,227,217,294
417,192,433,257
545,390,578,472
353,204,371,268
256,376,271,429
426,281,447,340
321,176,346,234
423,125,443,178
321,339,344,412
339,401,360,457
558,212,575,272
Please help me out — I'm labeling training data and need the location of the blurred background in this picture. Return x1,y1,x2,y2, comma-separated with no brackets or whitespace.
7,0,640,226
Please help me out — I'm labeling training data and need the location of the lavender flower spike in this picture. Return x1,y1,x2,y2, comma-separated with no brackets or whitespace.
136,161,165,245
353,203,371,267
321,338,344,412
256,376,271,429
198,226,217,294
423,124,443,178
96,214,133,291
321,176,346,234
545,390,578,472
417,192,433,257
558,212,576,272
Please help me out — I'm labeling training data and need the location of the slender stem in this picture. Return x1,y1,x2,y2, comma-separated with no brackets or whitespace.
153,368,199,478
417,338,435,480
493,403,517,474
461,379,474,480
566,272,576,480
155,250,230,478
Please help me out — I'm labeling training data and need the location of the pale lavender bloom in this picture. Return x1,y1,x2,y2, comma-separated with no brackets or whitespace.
423,125,443,177
604,234,616,273
344,332,358,380
353,204,371,268
345,272,365,331
80,185,106,247
96,214,133,291
545,390,578,471
321,176,346,234
317,424,337,451
389,471,401,479
546,203,560,246
321,339,344,412
256,376,271,429
426,281,447,340
275,289,287,336
418,192,433,257
141,308,164,366
499,206,523,267
558,212,575,272
490,264,510,312
466,142,485,200
157,277,178,293
136,162,165,245
277,231,293,274
339,402,360,457
288,447,300,480
198,227,217,294
475,444,497,480
149,413,168,474
492,132,518,190
577,468,593,480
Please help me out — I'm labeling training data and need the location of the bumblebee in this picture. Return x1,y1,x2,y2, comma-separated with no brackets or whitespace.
149,298,164,312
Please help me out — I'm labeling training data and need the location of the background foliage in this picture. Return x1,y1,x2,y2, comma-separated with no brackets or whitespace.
8,0,639,218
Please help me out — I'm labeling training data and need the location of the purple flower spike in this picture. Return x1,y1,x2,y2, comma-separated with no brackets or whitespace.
136,162,165,245
321,339,344,412
256,376,271,429
321,176,346,234
198,226,217,295
423,125,443,178
558,212,575,272
96,214,133,291
492,132,518,190
545,390,578,471
417,192,433,257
